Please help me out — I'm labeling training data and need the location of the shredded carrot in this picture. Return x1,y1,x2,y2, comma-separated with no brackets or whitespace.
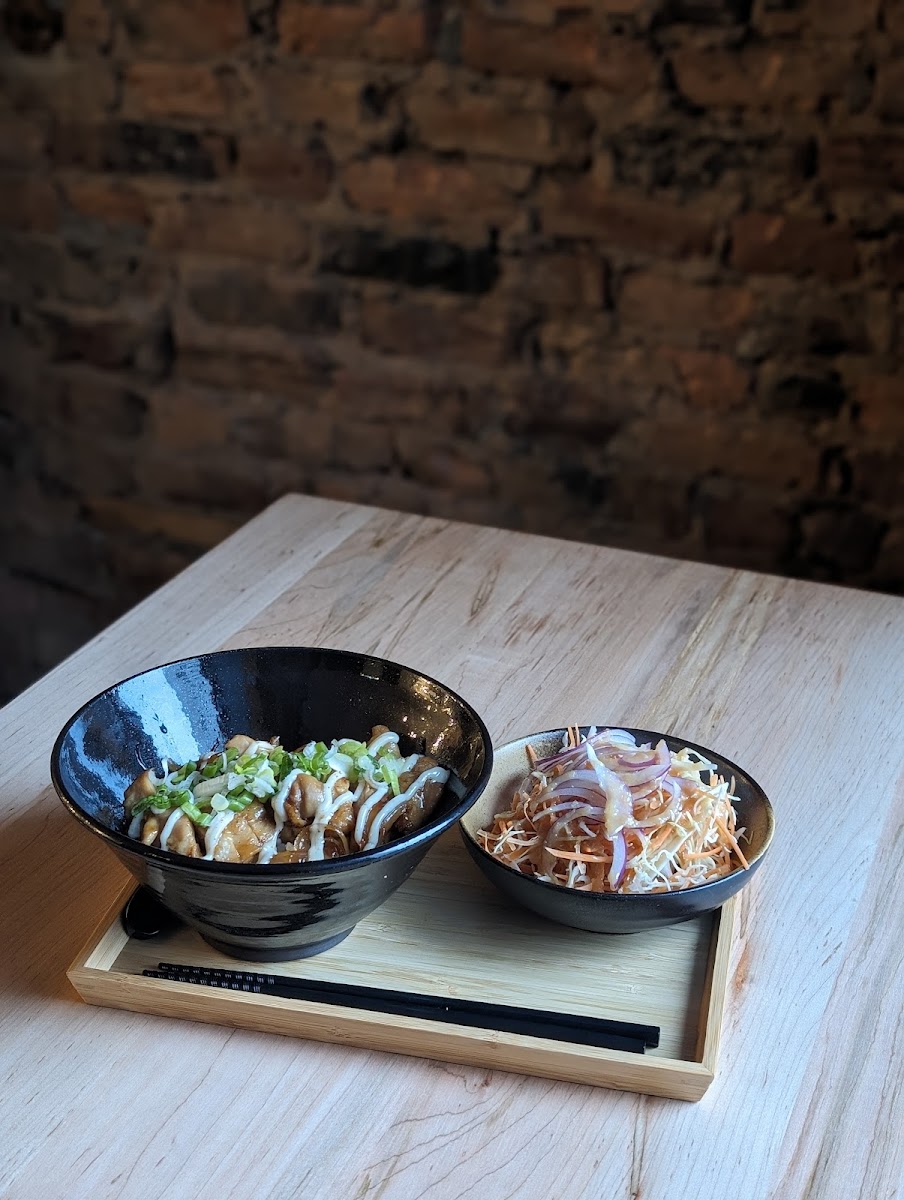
545,846,610,863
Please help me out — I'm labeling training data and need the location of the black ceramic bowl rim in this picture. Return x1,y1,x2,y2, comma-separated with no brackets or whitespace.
460,725,774,904
51,646,494,878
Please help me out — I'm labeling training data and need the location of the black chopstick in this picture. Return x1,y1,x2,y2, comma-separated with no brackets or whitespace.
143,962,659,1054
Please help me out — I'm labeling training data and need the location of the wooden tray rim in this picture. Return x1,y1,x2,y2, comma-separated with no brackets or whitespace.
67,886,736,1103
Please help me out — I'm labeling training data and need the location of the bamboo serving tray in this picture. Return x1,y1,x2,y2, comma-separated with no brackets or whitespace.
68,831,736,1102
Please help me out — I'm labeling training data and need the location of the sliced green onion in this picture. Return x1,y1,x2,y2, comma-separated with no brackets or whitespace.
179,799,206,824
210,793,229,812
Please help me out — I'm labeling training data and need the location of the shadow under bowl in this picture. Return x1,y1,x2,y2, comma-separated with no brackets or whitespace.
52,646,493,960
460,727,773,936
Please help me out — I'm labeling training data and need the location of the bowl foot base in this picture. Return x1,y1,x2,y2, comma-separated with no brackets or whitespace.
201,928,354,961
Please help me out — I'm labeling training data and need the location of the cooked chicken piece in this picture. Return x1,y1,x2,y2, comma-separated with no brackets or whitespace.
271,826,311,862
140,813,162,845
125,769,156,812
328,799,354,836
394,757,445,835
271,826,346,863
285,773,325,826
270,848,307,863
212,802,276,863
369,724,390,742
289,827,311,854
324,830,347,858
139,812,201,857
166,814,202,857
225,734,255,754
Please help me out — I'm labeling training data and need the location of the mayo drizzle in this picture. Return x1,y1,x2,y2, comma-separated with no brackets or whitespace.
367,731,400,755
307,771,346,861
353,783,388,847
159,808,185,852
203,810,237,859
256,768,303,863
362,766,449,850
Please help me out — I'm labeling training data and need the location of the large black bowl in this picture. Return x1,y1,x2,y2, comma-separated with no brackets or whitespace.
52,647,493,960
460,727,773,935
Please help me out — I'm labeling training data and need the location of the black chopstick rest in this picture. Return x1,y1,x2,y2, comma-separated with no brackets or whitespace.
143,963,659,1054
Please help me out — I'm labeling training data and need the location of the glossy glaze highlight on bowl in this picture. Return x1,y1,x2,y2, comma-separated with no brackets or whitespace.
460,727,773,935
52,647,493,960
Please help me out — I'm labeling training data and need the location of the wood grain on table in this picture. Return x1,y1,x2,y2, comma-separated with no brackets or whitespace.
2,495,902,1200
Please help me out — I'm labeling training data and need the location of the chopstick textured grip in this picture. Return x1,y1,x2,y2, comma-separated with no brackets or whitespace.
143,963,658,1053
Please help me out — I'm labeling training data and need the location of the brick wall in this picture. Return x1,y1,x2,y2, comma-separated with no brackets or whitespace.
2,0,903,701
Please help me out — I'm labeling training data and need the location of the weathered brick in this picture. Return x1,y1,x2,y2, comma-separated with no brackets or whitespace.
822,136,904,190
461,15,657,91
659,348,749,410
49,366,148,438
671,44,852,111
854,375,904,436
5,0,61,51
318,227,499,294
0,174,59,232
0,112,47,168
395,431,492,494
185,267,342,335
500,373,628,442
875,59,904,122
0,232,162,308
343,155,527,226
737,285,877,359
22,302,172,378
0,570,109,702
730,213,858,281
619,271,753,342
877,235,904,284
123,63,231,121
467,0,652,27
0,54,116,118
700,480,793,563
849,447,903,508
539,177,714,257
761,366,847,420
407,86,590,166
502,249,608,309
325,359,472,424
359,292,526,367
61,175,150,227
753,0,880,36
143,450,279,513
873,528,904,587
151,195,310,264
887,0,904,40
279,3,426,63
172,301,335,389
120,0,248,57
258,63,404,139
86,496,239,548
798,503,887,574
65,0,113,50
51,122,231,181
236,134,334,202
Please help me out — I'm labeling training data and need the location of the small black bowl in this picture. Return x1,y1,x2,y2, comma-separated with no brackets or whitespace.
460,727,773,935
52,647,493,960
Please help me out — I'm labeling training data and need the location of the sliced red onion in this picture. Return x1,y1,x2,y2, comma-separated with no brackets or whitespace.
608,830,627,890
585,743,633,837
536,728,637,771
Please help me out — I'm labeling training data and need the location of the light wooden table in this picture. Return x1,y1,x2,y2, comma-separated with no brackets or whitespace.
3,496,902,1200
